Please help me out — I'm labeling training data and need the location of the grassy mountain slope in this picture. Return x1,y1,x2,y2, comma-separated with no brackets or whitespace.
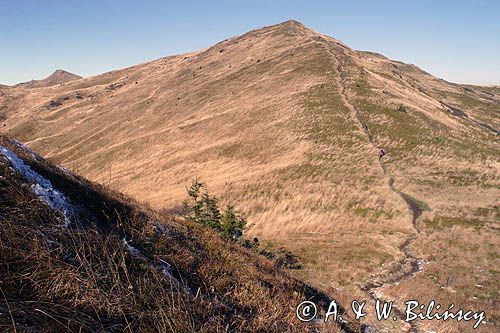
1,20,498,331
0,135,354,332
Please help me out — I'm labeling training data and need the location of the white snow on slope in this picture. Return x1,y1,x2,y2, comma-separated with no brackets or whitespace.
57,165,70,174
158,258,173,277
0,145,73,226
123,238,177,281
10,138,43,161
123,238,142,257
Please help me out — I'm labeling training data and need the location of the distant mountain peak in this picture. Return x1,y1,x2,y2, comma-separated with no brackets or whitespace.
15,69,82,88
52,69,74,75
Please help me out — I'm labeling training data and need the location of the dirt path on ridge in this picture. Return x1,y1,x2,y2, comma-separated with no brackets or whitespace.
320,42,425,332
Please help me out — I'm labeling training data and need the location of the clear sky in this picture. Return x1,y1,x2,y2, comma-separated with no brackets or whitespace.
1,1,499,86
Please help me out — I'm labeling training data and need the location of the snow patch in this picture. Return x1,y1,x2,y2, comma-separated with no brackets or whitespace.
0,145,73,226
123,239,142,257
123,238,177,281
158,258,173,278
10,139,42,161
57,165,70,174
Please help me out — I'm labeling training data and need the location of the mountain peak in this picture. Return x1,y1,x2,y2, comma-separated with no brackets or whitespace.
272,19,314,34
15,69,81,88
279,19,307,28
44,69,82,83
52,69,72,75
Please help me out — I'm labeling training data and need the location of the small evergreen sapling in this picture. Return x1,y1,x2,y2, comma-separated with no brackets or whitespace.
183,179,246,240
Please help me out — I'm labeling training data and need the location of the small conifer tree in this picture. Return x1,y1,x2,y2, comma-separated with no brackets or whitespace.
221,203,245,239
183,179,246,240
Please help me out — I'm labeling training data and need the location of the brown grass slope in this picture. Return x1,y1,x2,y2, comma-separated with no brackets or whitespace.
0,135,357,332
1,20,499,332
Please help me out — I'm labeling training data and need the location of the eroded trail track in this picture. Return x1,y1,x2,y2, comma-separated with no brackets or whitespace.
322,44,424,332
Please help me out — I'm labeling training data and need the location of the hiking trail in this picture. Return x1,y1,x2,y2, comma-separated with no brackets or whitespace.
323,43,425,333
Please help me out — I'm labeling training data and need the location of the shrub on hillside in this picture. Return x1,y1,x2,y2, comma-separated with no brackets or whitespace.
398,103,408,113
183,179,246,240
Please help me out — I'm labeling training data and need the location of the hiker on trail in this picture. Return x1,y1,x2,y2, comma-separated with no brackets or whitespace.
379,148,386,159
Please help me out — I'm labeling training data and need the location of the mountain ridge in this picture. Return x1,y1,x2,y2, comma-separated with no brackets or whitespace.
1,20,498,332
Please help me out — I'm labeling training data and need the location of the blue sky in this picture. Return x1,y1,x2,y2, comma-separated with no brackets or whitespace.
1,1,499,85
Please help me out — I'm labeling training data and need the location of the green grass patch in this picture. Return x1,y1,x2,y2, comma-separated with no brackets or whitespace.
424,216,485,231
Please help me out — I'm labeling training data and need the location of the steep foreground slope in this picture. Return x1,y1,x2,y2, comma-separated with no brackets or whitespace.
0,136,356,332
1,21,499,332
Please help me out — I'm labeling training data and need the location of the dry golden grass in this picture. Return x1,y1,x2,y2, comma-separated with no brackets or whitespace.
0,136,354,332
1,20,498,331
379,226,499,333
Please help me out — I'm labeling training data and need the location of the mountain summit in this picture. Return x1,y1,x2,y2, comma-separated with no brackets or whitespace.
15,69,82,88
1,21,498,332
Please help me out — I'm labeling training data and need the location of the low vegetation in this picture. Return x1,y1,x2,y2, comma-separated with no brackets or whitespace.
0,137,351,332
1,20,498,332
183,179,246,240
183,179,303,270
